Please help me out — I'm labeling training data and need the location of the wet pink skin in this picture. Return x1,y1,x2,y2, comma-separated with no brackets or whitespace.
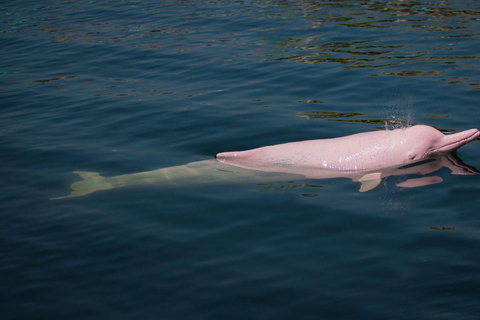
217,125,479,172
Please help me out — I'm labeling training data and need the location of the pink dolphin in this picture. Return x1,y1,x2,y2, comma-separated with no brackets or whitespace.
52,125,479,199
216,125,479,172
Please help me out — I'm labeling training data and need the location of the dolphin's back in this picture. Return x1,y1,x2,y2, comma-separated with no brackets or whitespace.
216,130,403,171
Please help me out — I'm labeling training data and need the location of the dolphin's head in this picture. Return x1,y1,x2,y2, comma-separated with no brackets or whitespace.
405,125,479,161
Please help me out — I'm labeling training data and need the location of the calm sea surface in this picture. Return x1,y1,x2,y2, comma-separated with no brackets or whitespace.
2,1,480,319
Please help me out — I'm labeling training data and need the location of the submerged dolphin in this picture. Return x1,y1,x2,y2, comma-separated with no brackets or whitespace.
52,125,479,200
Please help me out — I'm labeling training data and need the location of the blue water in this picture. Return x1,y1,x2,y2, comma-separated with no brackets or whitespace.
2,1,480,319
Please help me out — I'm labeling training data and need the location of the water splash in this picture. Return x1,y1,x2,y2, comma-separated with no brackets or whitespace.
383,91,416,130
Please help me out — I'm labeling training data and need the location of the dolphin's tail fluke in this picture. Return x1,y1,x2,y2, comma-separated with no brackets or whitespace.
50,171,118,200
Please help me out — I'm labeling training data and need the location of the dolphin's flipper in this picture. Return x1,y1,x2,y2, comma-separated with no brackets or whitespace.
50,171,117,200
358,172,382,192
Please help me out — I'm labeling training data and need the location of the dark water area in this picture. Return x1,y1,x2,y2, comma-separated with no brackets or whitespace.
2,1,480,319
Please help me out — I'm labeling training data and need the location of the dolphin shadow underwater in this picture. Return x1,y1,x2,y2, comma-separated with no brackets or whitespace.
52,125,479,200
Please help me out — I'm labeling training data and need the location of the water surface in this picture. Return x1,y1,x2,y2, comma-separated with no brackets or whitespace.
2,1,480,319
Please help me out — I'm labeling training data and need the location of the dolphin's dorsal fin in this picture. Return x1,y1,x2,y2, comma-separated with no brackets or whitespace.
358,172,382,192
73,171,102,180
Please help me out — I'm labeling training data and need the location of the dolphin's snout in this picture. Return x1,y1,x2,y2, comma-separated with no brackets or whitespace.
467,128,480,141
436,128,479,154
451,128,480,144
